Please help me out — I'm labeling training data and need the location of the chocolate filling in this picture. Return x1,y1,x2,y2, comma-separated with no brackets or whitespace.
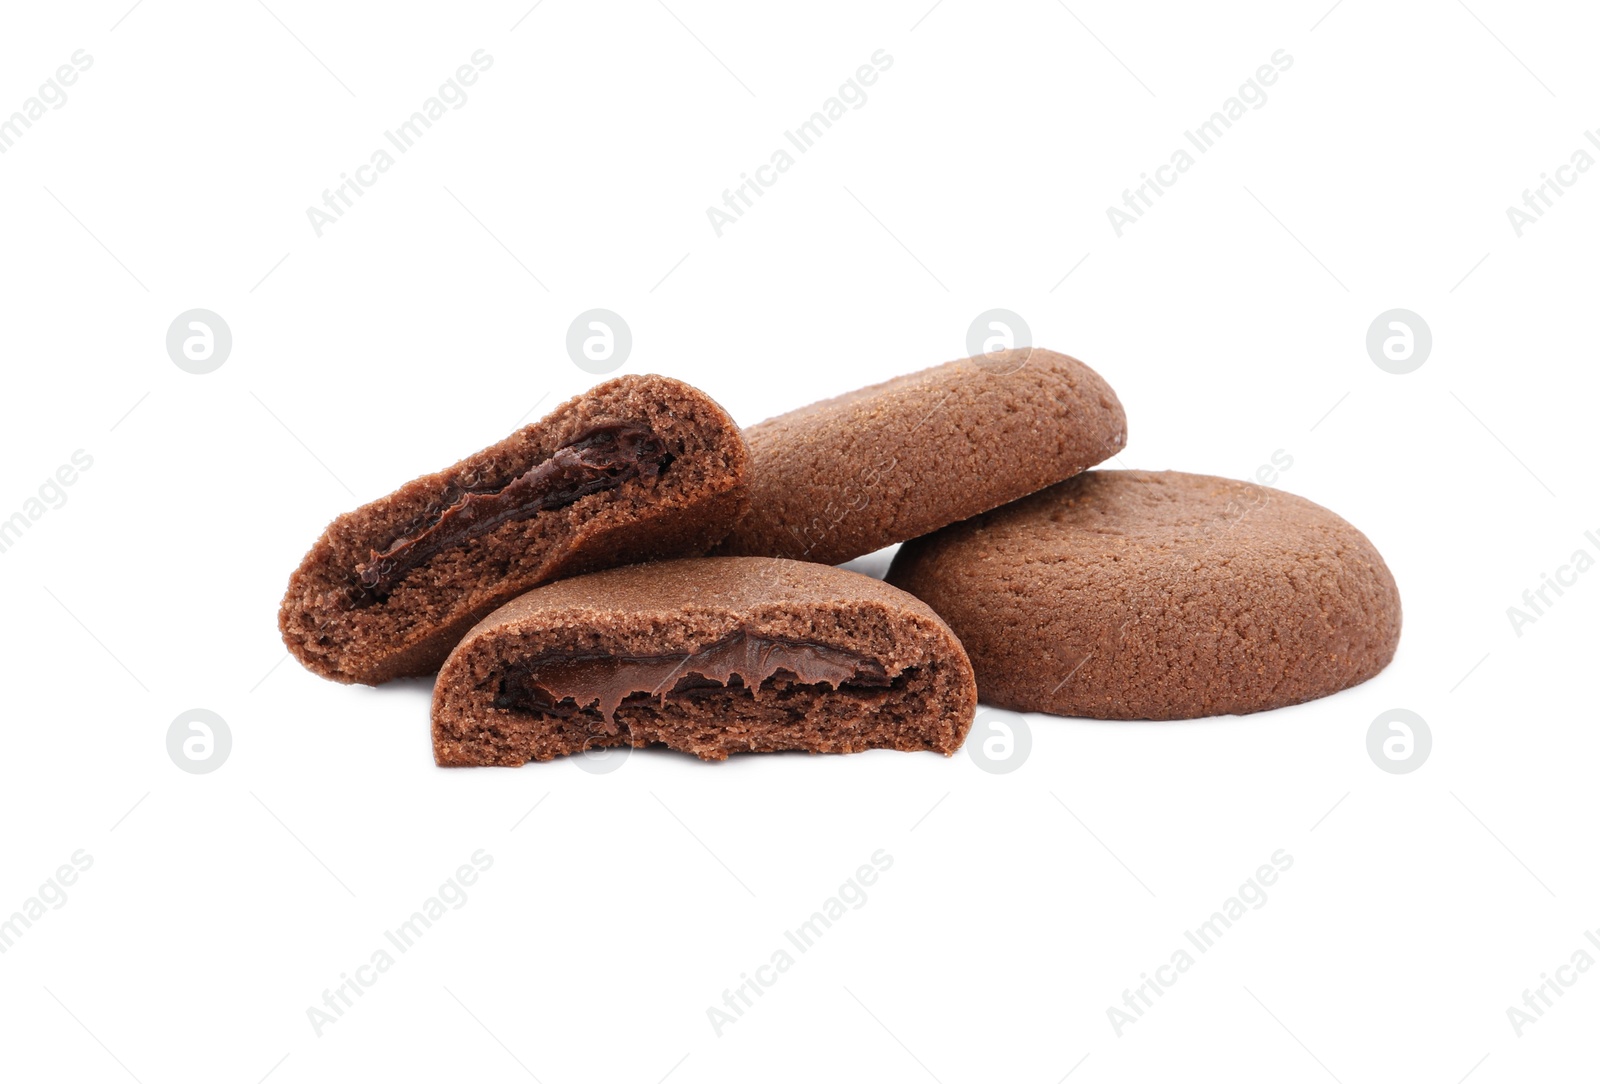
492,631,894,722
353,422,668,604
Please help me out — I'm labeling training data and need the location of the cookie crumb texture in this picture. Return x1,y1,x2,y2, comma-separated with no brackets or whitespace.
715,348,1127,566
888,471,1402,719
279,375,750,685
432,558,977,764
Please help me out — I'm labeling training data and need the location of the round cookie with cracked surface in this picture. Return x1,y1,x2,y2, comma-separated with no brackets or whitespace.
714,348,1126,567
886,470,1401,719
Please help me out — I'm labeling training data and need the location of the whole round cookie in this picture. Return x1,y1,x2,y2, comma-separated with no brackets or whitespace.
886,470,1401,719
714,348,1126,566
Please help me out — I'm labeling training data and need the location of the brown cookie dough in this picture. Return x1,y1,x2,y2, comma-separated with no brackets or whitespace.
887,470,1401,719
431,557,977,764
280,375,750,685
713,348,1126,566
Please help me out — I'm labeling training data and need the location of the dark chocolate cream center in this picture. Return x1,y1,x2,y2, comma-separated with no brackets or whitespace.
493,631,893,722
353,422,667,603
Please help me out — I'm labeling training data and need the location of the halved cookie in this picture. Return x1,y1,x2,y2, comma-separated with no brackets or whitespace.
431,557,977,764
714,348,1127,566
887,470,1402,719
280,376,749,684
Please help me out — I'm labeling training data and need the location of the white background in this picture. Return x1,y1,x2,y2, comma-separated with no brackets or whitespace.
2,1,1596,1081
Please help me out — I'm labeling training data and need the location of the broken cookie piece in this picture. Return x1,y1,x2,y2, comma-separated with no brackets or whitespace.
279,376,750,685
431,557,977,764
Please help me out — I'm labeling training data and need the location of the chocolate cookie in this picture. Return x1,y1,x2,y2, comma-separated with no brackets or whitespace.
431,557,977,764
280,376,750,685
887,471,1401,719
714,348,1126,566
